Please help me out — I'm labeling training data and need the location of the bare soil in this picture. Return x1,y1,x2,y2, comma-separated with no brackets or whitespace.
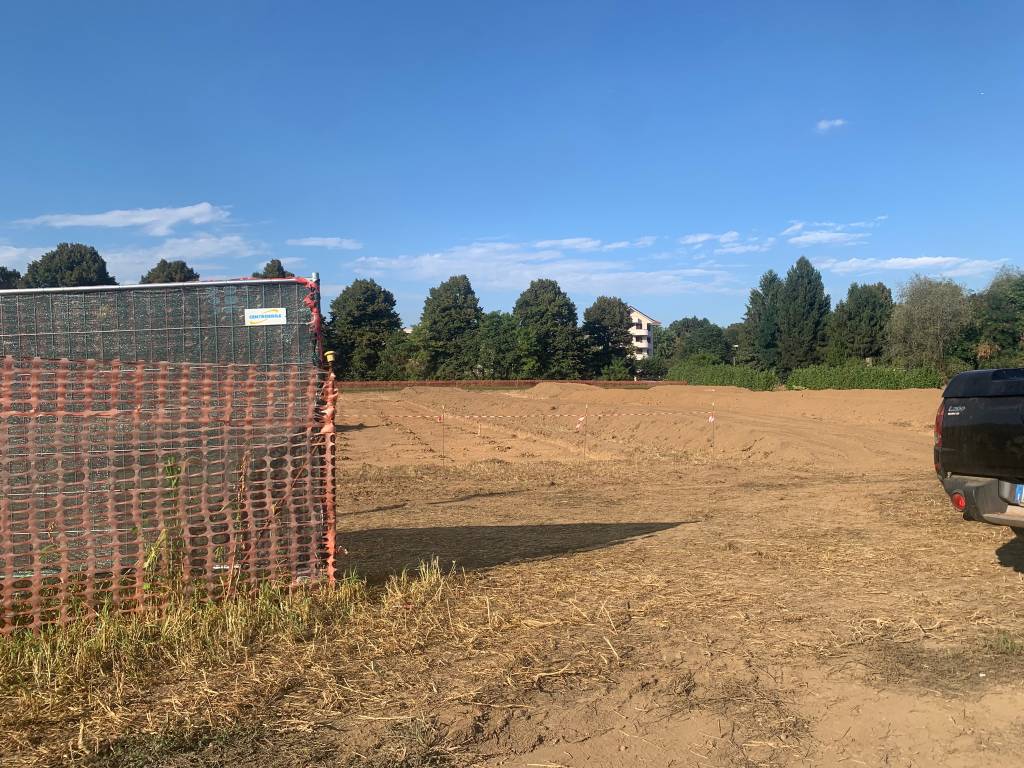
14,382,1024,768
326,383,1024,767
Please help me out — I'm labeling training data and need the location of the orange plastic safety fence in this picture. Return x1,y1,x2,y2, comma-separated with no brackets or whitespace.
336,379,694,390
0,357,336,633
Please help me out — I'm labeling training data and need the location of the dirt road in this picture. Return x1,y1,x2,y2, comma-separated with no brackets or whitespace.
324,383,1024,767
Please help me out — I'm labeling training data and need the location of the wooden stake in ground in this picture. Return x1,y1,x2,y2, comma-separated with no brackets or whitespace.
584,403,589,460
440,405,446,463
709,401,716,453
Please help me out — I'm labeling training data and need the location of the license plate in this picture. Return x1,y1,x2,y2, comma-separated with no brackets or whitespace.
1015,484,1024,505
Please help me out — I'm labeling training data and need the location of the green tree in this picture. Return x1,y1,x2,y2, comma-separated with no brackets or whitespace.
638,354,669,379
21,243,117,288
326,279,402,379
826,282,893,362
140,259,199,284
0,266,22,289
512,279,583,378
473,311,527,379
777,257,830,372
741,270,784,369
252,259,295,279
668,317,729,362
724,322,743,363
601,357,632,381
650,324,677,362
375,330,416,380
416,275,482,378
973,268,1024,366
887,275,972,372
582,296,633,376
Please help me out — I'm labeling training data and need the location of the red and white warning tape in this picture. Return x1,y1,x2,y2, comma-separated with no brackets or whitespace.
338,410,715,421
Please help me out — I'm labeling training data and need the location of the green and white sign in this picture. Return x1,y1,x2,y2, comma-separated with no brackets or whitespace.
244,307,287,326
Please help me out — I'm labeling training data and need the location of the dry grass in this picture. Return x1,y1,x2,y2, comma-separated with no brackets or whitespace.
0,547,637,767
0,574,366,765
0,577,366,698
10,428,1024,766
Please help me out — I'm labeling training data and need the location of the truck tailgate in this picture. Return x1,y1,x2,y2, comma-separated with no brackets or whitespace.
940,395,1024,480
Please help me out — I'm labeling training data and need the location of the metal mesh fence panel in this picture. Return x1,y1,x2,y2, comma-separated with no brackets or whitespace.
0,280,321,365
0,279,336,632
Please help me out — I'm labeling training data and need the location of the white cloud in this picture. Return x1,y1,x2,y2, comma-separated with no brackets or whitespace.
286,236,362,250
533,236,657,252
679,231,739,247
816,255,1006,278
816,118,847,133
788,230,868,247
0,245,47,270
602,235,657,251
354,239,741,298
534,237,602,251
783,215,887,247
846,216,887,229
937,259,1007,278
18,202,229,236
104,235,266,282
716,237,776,255
678,230,775,256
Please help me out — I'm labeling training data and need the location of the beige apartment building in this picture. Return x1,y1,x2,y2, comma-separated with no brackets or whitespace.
628,306,660,359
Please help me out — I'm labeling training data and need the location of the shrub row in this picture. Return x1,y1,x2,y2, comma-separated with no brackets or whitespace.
665,362,780,391
663,360,945,391
786,363,943,390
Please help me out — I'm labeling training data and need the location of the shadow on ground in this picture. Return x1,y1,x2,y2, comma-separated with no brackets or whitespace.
996,534,1024,574
336,422,369,433
336,521,689,581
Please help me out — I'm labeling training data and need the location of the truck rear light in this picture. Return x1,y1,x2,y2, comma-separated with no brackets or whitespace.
951,491,967,511
934,401,944,448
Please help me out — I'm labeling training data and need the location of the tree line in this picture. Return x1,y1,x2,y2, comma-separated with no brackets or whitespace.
0,242,297,290
327,275,640,380
4,243,1023,379
727,255,1023,376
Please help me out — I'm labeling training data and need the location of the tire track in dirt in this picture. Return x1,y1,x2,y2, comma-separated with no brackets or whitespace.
337,393,578,465
365,385,935,474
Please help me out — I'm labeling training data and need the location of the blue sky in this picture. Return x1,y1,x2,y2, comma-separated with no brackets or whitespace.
0,2,1021,326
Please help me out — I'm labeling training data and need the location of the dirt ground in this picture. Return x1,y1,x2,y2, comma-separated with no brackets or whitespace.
18,382,1024,768
320,383,1024,767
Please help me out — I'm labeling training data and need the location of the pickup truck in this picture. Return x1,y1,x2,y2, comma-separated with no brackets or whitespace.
935,368,1024,535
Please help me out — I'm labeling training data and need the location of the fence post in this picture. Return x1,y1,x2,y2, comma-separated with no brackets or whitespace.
322,351,338,585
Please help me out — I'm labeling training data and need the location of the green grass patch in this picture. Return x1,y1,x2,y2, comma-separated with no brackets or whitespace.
986,629,1024,656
